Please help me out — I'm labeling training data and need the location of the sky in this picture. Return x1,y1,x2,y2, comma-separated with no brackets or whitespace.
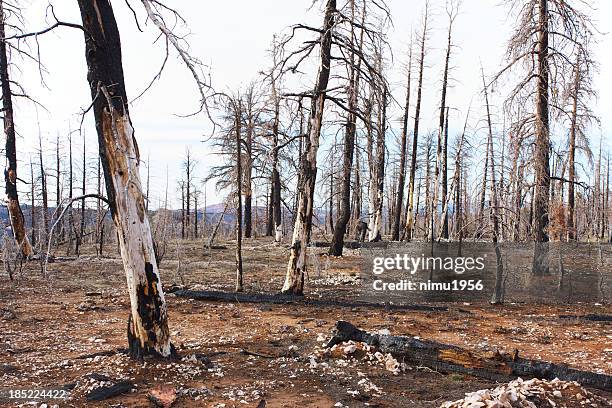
9,0,612,209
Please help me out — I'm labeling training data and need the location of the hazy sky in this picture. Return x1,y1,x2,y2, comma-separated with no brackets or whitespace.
10,0,612,209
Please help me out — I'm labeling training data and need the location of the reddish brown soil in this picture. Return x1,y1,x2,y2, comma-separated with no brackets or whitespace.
0,238,610,407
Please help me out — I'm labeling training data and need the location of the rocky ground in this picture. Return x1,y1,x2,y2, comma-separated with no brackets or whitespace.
0,238,610,407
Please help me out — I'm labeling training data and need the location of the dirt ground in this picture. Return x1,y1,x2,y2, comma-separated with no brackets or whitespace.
0,237,610,407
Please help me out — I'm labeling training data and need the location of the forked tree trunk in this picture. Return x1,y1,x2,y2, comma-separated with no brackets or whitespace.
283,0,335,295
532,0,550,275
0,1,33,258
76,0,173,358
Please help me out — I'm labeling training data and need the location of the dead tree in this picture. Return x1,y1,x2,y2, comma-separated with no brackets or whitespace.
76,0,174,358
482,68,505,304
368,85,387,242
38,134,49,247
329,0,367,255
434,1,457,241
404,4,429,242
282,0,336,295
0,0,33,257
233,98,244,292
496,0,595,273
391,42,412,241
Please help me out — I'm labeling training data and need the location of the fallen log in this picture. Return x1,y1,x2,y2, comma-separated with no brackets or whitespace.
326,321,612,391
559,314,612,323
174,289,447,312
311,241,362,249
86,380,134,401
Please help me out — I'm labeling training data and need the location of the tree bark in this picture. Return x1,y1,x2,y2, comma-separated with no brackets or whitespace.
283,0,335,295
327,321,612,391
404,6,428,242
234,101,244,292
391,46,412,241
567,55,579,241
0,1,33,258
76,0,173,358
329,0,364,255
532,0,551,275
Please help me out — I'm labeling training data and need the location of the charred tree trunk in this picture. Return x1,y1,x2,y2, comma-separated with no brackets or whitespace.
327,321,612,391
532,0,550,275
483,69,504,304
404,6,428,242
244,105,253,239
283,0,335,295
266,180,274,237
77,132,86,255
329,0,364,255
38,136,49,246
77,0,173,358
369,89,387,242
0,1,33,257
234,101,244,292
271,71,283,243
567,55,580,241
29,160,36,248
67,132,74,255
441,107,449,239
391,46,412,241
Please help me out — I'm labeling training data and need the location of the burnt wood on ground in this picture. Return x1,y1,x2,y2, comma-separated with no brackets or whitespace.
86,380,135,401
174,289,447,312
326,321,612,391
558,314,612,322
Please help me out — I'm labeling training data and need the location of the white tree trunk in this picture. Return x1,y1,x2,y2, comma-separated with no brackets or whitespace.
103,101,172,357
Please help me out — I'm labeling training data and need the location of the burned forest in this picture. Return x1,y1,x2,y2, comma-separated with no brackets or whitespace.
0,0,611,407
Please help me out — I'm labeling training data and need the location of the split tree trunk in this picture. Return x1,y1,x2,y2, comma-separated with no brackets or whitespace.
0,1,33,258
282,0,335,295
76,0,173,358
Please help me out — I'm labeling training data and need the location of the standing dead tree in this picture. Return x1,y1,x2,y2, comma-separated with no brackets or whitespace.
0,0,33,258
74,0,213,358
495,0,595,274
76,0,174,358
403,3,429,242
391,40,412,242
280,0,336,295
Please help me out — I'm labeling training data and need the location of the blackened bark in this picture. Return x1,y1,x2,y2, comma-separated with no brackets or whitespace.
0,1,33,257
234,101,244,292
76,0,173,358
441,107,449,238
329,0,364,255
404,6,428,242
532,0,550,275
391,47,412,241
